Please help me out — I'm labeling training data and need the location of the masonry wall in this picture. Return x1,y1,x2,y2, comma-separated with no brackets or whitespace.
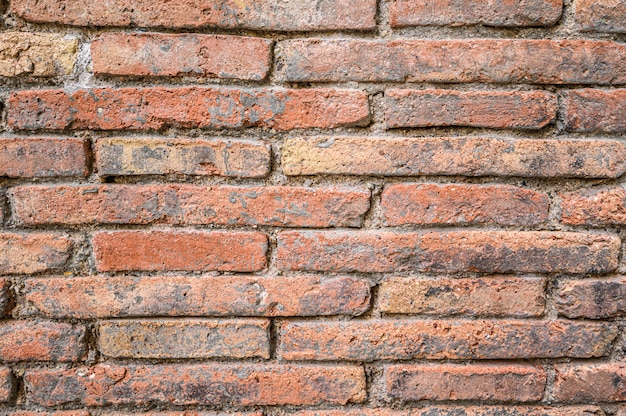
0,0,624,414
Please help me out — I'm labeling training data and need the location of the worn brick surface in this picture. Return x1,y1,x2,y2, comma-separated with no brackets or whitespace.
385,364,546,402
92,33,271,80
8,87,369,131
389,0,563,27
561,187,626,226
0,367,14,403
289,407,604,416
98,319,270,359
556,278,626,319
385,90,557,130
575,0,626,32
94,230,267,272
11,0,377,30
12,185,370,227
279,320,616,361
277,231,619,274
0,279,10,317
276,39,626,84
381,184,549,226
563,89,626,133
379,277,546,317
0,233,72,275
0,32,77,77
282,137,626,178
0,138,88,178
24,275,370,318
554,364,626,403
95,137,270,178
24,364,366,406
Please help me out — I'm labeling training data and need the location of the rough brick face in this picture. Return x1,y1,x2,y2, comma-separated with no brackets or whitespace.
554,364,626,403
0,233,72,275
95,137,270,178
0,279,11,317
575,0,626,33
12,185,370,227
24,275,370,318
0,138,88,178
562,89,626,133
93,230,267,272
0,33,77,77
561,187,626,226
289,407,604,416
0,368,14,403
8,87,369,131
24,364,366,406
556,278,626,319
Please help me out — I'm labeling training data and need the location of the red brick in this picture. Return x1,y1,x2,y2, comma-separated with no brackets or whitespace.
0,233,72,275
95,137,270,178
0,138,88,178
23,275,370,319
11,0,376,31
0,367,14,402
98,319,270,359
385,364,546,402
379,276,546,317
0,320,85,362
282,137,626,179
8,412,90,416
0,279,10,317
563,89,626,133
385,90,557,130
103,413,259,416
93,230,267,272
279,320,616,361
556,278,626,319
561,187,626,226
288,406,604,416
277,231,619,274
390,0,562,27
12,185,370,227
24,364,366,406
576,0,626,33
7,87,369,131
381,184,549,226
276,39,626,84
92,33,271,80
554,363,626,403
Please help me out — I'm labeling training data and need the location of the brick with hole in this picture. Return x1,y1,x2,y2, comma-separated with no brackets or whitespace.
380,184,549,226
0,138,88,178
23,275,370,319
385,364,546,402
556,278,626,319
98,319,270,359
93,230,267,272
0,233,72,275
282,137,626,178
92,33,271,80
379,276,546,317
10,0,377,31
0,320,86,362
95,138,270,178
7,87,369,131
11,185,370,228
277,231,619,274
24,364,366,407
554,363,626,403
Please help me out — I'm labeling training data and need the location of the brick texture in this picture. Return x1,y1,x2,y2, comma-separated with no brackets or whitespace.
575,0,626,33
0,233,72,275
0,138,88,178
0,32,77,77
556,278,626,319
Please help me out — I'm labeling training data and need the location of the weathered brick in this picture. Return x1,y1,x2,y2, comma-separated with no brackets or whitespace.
385,90,557,130
99,319,270,359
0,138,88,178
24,364,366,406
381,184,549,226
0,279,10,317
379,276,546,317
8,87,369,131
385,364,546,402
288,406,605,416
12,185,370,228
554,363,626,403
8,412,90,416
92,33,271,80
556,278,626,319
103,413,259,416
561,187,626,226
0,32,77,77
11,0,376,31
93,230,267,272
282,137,626,179
0,320,85,362
276,39,626,84
279,320,616,361
0,233,72,275
0,367,14,402
563,89,626,133
24,275,370,318
390,0,563,27
277,231,619,274
575,0,626,33
96,137,270,178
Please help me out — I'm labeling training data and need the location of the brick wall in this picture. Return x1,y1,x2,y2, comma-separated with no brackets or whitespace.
0,0,624,414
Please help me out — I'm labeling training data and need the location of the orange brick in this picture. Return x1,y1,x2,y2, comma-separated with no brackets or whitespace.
561,187,626,226
556,278,626,319
554,363,626,403
0,233,72,275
